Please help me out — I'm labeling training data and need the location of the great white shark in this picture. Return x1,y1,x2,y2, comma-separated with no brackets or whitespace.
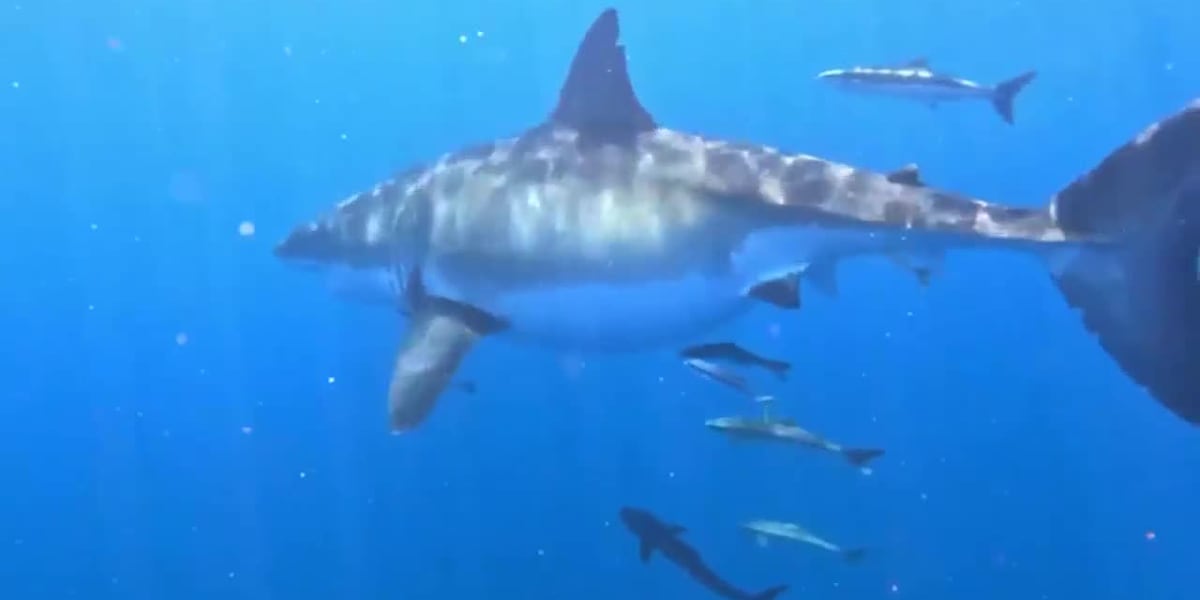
275,8,1200,432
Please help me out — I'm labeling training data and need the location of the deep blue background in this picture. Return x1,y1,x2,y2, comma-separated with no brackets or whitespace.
2,1,1198,598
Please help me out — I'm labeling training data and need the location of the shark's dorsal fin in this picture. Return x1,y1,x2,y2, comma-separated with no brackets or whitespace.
900,57,929,69
549,9,657,147
886,163,924,187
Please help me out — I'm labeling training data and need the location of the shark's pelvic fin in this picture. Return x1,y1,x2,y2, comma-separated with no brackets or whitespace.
805,260,841,297
1047,99,1200,425
387,269,507,432
886,163,924,187
889,249,943,286
548,8,657,147
746,272,802,309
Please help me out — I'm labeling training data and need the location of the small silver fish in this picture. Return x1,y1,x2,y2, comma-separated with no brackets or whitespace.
742,519,867,564
817,57,1037,124
704,415,884,471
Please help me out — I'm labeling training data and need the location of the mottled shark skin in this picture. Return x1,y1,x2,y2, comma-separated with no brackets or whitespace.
275,8,1200,431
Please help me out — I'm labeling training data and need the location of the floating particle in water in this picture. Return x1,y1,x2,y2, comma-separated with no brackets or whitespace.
283,45,293,57
90,223,99,231
339,133,347,141
240,426,253,435
87,304,94,311
476,31,485,38
536,549,544,556
227,572,236,579
889,582,900,593
327,376,336,384
298,471,307,479
767,322,781,338
1145,530,1157,541
238,221,255,236
458,34,467,44
10,81,18,89
105,36,123,52
175,332,189,346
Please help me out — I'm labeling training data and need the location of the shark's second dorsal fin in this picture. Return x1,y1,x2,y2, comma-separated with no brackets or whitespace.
886,163,924,187
549,9,657,147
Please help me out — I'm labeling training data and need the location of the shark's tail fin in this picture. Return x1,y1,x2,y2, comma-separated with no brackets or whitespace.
843,447,885,468
1047,99,1200,426
991,70,1037,124
842,547,868,564
753,584,789,600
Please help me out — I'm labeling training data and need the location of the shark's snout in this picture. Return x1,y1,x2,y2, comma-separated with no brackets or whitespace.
274,221,341,263
618,506,646,528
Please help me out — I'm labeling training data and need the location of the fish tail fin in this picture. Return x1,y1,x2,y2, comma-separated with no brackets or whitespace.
1046,99,1200,426
842,548,868,564
843,448,885,468
753,584,790,600
991,70,1037,124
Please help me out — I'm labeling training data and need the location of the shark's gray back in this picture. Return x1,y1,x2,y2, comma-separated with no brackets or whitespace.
305,119,1073,294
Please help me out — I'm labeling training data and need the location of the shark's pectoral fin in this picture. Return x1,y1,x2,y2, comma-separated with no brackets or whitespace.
746,272,801,309
387,294,507,432
886,163,924,187
638,541,655,563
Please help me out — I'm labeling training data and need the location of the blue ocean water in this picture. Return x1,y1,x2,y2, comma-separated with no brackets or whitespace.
2,1,1198,598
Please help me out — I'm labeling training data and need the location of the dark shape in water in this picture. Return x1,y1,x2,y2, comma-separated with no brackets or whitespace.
680,342,791,380
619,506,788,600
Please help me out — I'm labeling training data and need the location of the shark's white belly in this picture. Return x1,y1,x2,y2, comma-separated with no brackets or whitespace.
426,266,753,351
323,224,947,351
323,263,753,350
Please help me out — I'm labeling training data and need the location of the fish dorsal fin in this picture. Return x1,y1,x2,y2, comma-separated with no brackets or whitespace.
900,57,929,69
549,9,657,147
886,163,924,187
